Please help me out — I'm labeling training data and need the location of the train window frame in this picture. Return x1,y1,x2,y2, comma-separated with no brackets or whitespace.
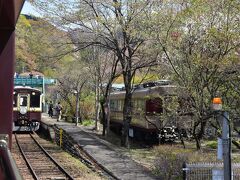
138,99,145,111
118,100,123,111
133,99,145,112
110,100,114,110
19,95,28,107
110,99,125,111
110,99,117,111
145,97,163,115
30,91,41,108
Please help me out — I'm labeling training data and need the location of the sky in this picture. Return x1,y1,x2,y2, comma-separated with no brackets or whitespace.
21,1,40,16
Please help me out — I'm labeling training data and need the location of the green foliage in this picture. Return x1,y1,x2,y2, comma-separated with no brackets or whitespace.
82,119,95,126
16,14,73,75
16,15,37,72
81,92,95,120
205,141,218,149
114,74,161,84
61,96,75,117
19,15,31,27
42,67,57,77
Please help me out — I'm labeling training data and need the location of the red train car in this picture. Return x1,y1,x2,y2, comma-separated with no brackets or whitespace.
13,86,42,131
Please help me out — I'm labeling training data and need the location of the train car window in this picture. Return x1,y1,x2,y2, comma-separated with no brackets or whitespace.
110,100,117,111
116,100,119,111
137,99,144,111
134,101,137,111
132,100,136,111
133,99,141,111
120,100,124,111
20,96,27,106
146,98,163,114
110,100,113,110
110,100,123,111
30,92,40,107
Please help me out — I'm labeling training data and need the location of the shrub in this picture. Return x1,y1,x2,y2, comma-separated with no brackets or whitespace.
205,141,217,149
82,119,95,126
152,146,189,180
80,94,95,119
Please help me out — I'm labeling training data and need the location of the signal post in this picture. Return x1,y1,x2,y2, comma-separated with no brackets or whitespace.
212,97,232,180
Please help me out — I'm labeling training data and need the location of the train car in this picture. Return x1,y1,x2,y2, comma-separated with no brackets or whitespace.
109,80,179,142
13,86,43,131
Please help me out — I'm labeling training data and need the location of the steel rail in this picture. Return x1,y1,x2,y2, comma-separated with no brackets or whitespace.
31,132,74,180
14,133,39,180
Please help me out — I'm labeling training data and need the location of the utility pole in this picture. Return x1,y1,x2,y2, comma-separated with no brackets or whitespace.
221,111,232,180
213,98,232,180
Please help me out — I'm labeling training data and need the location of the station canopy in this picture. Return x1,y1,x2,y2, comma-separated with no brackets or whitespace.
14,72,56,87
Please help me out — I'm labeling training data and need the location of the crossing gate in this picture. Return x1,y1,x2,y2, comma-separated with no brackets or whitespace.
183,162,240,180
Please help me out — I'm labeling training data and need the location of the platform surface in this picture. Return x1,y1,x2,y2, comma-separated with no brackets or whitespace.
41,113,157,180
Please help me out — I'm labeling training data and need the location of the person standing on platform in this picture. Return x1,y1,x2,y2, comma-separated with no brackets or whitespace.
48,101,53,117
56,102,63,121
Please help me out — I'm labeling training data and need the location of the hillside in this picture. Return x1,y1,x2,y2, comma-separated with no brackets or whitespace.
15,14,72,77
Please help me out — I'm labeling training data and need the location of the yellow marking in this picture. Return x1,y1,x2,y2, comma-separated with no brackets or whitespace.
59,128,63,147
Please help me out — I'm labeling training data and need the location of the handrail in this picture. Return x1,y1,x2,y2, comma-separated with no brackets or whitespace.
0,138,22,180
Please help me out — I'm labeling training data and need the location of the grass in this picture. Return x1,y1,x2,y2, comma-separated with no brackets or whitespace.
128,141,240,165
54,151,104,180
205,140,218,149
82,119,95,126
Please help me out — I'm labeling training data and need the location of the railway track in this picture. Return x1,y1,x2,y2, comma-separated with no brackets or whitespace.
14,133,74,180
55,128,119,180
75,143,120,180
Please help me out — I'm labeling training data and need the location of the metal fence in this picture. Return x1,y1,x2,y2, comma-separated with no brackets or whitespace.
183,162,240,180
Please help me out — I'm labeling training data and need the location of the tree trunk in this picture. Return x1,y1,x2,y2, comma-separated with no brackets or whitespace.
194,119,207,150
195,136,201,150
75,91,80,126
192,121,201,150
78,93,82,124
95,78,100,131
100,101,106,136
106,99,110,135
79,105,82,124
100,80,113,137
121,112,131,147
121,85,132,148
178,130,186,149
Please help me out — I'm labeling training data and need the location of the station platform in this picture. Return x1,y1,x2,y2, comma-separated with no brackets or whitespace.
41,113,157,180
